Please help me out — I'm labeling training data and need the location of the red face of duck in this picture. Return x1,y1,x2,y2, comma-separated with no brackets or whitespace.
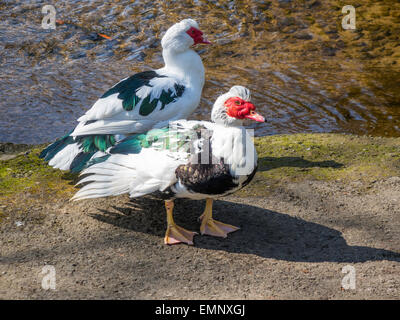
186,27,211,45
224,97,265,122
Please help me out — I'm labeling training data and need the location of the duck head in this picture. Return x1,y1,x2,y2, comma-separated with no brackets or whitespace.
211,86,265,126
161,19,211,53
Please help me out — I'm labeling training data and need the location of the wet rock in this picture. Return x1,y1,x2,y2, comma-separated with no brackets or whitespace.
294,32,313,40
0,143,30,154
322,46,337,56
257,1,272,11
353,33,364,41
71,51,87,59
306,0,321,9
336,40,346,49
361,52,375,59
360,46,372,53
278,0,292,5
278,17,296,28
325,28,338,35
356,41,367,47
370,31,386,42
281,26,296,34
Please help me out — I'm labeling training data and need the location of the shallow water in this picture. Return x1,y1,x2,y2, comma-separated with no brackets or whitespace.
0,0,399,144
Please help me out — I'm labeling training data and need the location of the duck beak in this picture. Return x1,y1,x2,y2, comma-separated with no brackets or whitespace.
198,36,211,44
244,112,265,122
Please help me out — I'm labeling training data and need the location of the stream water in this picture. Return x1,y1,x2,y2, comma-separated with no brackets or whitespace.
1,0,399,144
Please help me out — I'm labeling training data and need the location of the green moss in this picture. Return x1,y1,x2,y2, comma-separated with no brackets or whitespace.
239,133,400,196
0,146,77,200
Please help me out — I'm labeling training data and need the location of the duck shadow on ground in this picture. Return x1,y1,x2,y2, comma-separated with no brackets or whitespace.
258,156,344,171
91,197,399,263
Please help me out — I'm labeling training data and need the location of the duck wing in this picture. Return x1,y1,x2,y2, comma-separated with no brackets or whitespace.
72,120,209,200
71,70,186,136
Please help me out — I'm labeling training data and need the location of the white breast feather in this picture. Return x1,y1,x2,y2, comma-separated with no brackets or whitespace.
211,125,257,177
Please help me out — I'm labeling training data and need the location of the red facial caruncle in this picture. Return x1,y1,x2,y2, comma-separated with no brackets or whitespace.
224,97,265,122
186,27,211,45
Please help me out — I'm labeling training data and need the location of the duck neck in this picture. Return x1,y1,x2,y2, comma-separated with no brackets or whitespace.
161,48,205,87
211,125,257,177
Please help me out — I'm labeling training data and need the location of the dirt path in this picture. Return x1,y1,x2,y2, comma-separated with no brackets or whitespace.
1,177,399,299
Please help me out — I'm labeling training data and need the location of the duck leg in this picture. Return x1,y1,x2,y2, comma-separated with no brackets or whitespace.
199,199,240,238
164,200,197,245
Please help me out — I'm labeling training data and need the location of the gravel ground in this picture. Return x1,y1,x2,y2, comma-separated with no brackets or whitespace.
1,178,399,299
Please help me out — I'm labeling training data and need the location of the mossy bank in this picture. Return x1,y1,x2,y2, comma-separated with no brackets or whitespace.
246,133,400,196
1,133,399,212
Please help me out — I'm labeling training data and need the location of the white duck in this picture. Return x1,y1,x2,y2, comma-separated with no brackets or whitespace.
40,19,210,172
72,86,265,245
